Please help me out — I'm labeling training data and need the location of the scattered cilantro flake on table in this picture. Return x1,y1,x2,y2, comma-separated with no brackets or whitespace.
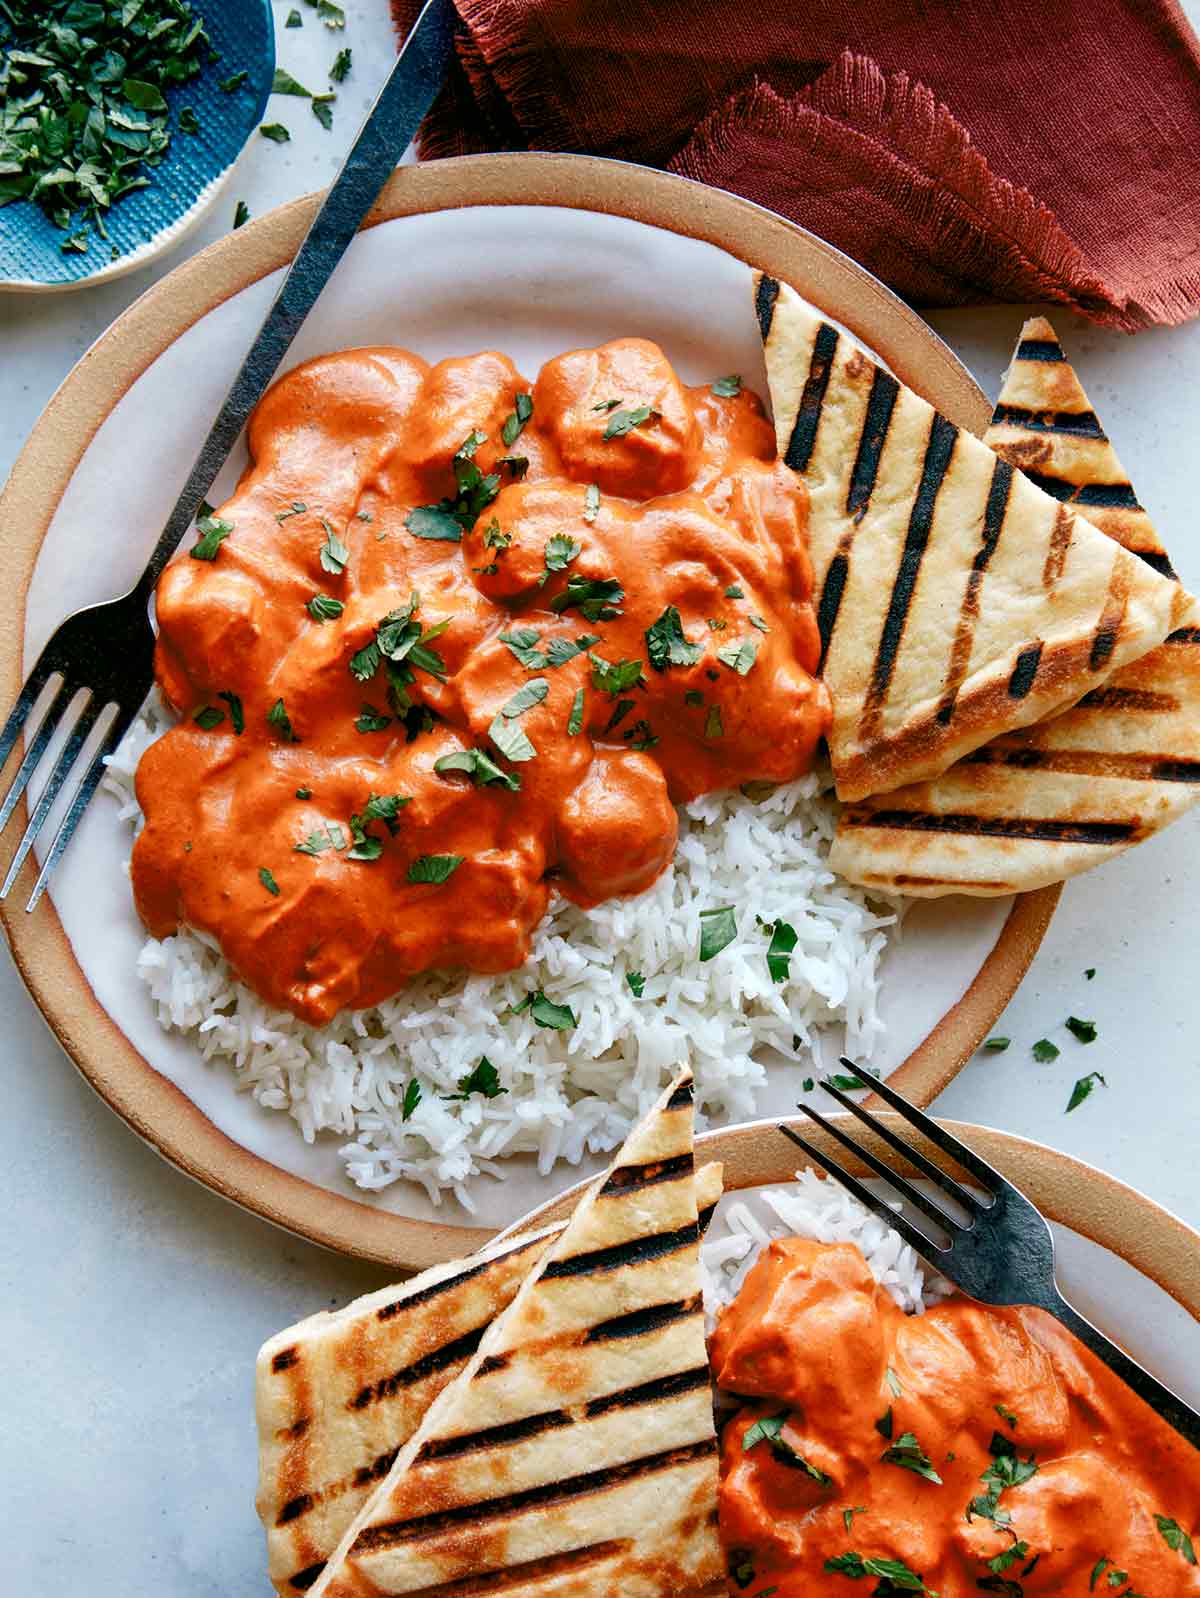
286,7,303,24
259,122,291,143
218,70,246,93
272,67,312,96
1066,1071,1107,1112
311,92,335,130
1032,1038,1059,1063
315,0,346,26
983,1036,1010,1052
233,199,249,229
330,47,352,83
178,107,200,134
801,1076,815,1093
1066,1016,1098,1043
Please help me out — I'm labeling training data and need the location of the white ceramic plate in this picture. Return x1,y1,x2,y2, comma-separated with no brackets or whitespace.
0,157,1056,1268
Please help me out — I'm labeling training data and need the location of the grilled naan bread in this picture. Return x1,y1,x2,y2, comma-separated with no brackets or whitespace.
307,1070,723,1598
828,317,1200,895
755,275,1190,802
258,1163,724,1597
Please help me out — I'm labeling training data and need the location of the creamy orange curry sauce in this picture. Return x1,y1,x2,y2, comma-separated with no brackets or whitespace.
713,1238,1200,1597
132,339,828,1022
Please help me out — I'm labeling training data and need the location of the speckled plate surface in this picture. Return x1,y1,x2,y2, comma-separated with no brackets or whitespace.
0,155,1058,1269
0,0,274,292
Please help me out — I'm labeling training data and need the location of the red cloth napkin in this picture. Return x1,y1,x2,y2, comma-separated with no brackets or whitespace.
391,0,1200,331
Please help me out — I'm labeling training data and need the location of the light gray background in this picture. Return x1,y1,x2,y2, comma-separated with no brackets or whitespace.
2,3,1198,1592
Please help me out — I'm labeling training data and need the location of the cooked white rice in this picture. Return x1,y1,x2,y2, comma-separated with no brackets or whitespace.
103,698,901,1207
701,1168,951,1324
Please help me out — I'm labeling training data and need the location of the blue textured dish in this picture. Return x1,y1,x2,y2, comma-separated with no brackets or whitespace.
0,0,274,291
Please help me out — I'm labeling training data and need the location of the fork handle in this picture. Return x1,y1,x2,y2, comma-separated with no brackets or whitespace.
1044,1285,1200,1452
128,0,456,606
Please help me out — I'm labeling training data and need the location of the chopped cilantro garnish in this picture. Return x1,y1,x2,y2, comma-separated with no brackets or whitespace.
233,199,250,229
190,514,232,560
179,108,201,134
699,905,737,962
603,697,635,735
217,690,244,735
501,391,533,446
983,1037,1010,1052
802,1077,815,1092
589,654,645,696
717,636,759,675
362,792,410,831
603,403,659,439
711,374,742,397
355,704,391,734
549,575,625,621
741,1413,831,1483
499,627,544,668
1085,967,1096,979
259,122,291,143
218,70,246,92
443,1056,507,1101
824,1551,930,1592
258,866,280,896
842,1507,866,1533
624,718,658,751
267,698,297,741
307,593,343,621
311,91,334,129
880,1430,942,1484
986,1541,1029,1575
704,704,724,739
749,614,769,632
272,67,312,95
286,7,303,23
330,47,352,82
434,747,521,792
885,1367,903,1397
592,398,621,412
406,854,463,885
543,533,581,576
407,505,463,541
626,971,645,998
1066,1071,1107,1112
1066,1016,1098,1043
192,705,224,730
995,1402,1018,1428
725,584,745,598
1032,1038,1059,1063
295,788,312,800
567,687,585,736
646,605,703,671
512,990,577,1030
401,1078,421,1120
1156,1516,1197,1563
295,827,336,856
765,919,797,983
319,520,350,574
277,501,307,522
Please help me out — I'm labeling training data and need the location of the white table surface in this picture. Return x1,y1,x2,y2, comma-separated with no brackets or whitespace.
2,4,1199,1592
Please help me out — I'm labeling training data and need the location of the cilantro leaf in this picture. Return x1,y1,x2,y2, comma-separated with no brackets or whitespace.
1066,1071,1107,1112
190,515,232,560
699,905,737,962
406,505,463,541
355,704,391,734
307,593,343,621
501,391,533,446
272,67,312,95
549,575,625,621
406,854,463,885
1032,1038,1059,1063
766,919,797,983
717,636,759,675
443,1056,507,1101
626,971,645,998
217,691,244,735
258,866,280,896
330,47,352,82
401,1078,421,1120
880,1430,943,1485
1066,1016,1098,1043
512,990,577,1030
267,698,297,742
983,1037,1010,1052
260,123,291,143
603,403,659,439
434,747,521,792
1156,1516,1196,1564
192,705,224,730
544,533,581,575
711,374,742,397
589,654,645,695
567,687,585,736
646,605,703,671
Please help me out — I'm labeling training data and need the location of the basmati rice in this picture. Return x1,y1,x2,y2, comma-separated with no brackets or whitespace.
103,699,901,1206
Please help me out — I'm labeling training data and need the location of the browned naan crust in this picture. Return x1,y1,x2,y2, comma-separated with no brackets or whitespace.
755,277,1189,805
308,1072,722,1598
825,315,1200,895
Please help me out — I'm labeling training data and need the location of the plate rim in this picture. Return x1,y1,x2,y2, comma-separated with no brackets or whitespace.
500,1114,1200,1324
0,151,1057,1272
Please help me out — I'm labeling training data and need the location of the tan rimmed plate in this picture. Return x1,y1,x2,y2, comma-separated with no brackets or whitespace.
0,154,1057,1272
504,1116,1200,1377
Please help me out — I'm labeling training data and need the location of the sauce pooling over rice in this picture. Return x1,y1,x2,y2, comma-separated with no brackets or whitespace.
132,339,829,1022
713,1238,1200,1596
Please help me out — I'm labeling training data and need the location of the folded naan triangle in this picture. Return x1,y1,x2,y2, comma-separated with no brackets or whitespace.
256,1164,724,1596
827,316,1200,895
308,1071,723,1598
755,276,1190,803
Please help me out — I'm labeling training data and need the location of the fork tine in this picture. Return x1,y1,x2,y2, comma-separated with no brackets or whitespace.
839,1056,1007,1195
0,663,58,774
800,1101,964,1237
0,698,99,899
777,1123,948,1260
0,679,72,835
26,711,126,912
820,1078,982,1214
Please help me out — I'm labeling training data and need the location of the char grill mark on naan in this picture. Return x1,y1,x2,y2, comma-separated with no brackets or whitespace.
821,314,1200,895
308,1070,723,1598
755,276,1189,806
258,1158,724,1597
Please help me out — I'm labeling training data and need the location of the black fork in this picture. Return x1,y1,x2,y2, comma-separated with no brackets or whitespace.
780,1057,1200,1452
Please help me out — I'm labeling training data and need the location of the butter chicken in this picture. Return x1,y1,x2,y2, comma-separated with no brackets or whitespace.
713,1238,1200,1597
131,340,829,1022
